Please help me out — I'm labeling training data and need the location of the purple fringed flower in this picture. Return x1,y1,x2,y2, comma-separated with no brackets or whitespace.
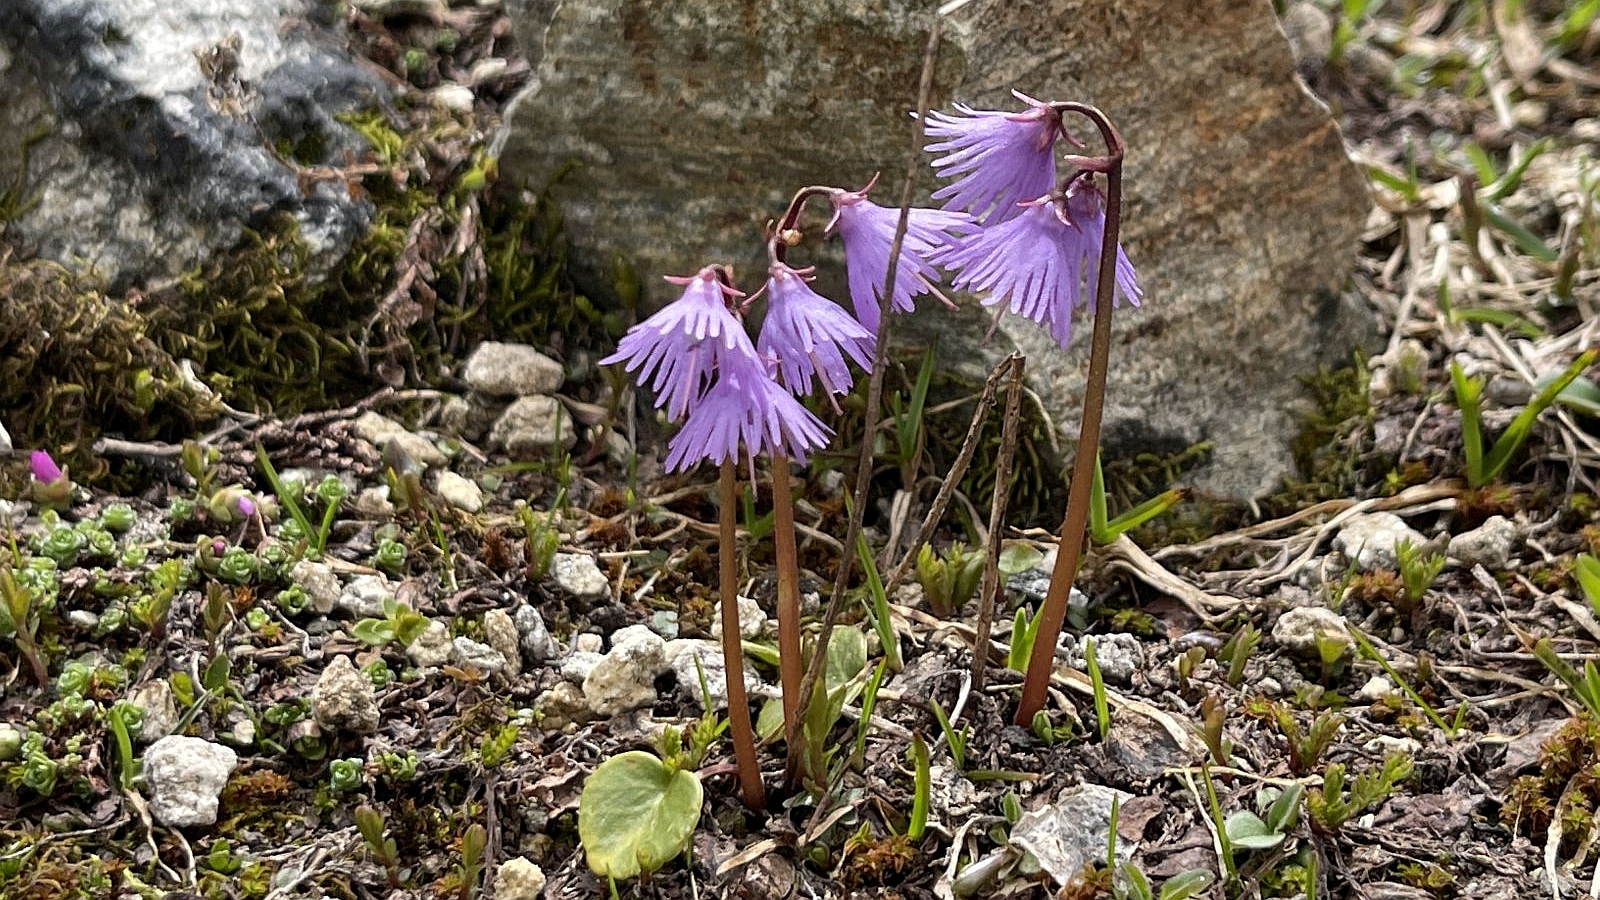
29,450,63,484
931,183,1141,349
925,91,1060,224
827,179,971,332
757,263,875,397
599,266,754,420
664,350,832,472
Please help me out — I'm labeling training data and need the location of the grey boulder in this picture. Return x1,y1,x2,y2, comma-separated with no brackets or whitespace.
496,0,1376,498
143,736,238,828
0,0,385,288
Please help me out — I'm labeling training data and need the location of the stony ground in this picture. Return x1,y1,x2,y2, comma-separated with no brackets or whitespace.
2,1,1599,899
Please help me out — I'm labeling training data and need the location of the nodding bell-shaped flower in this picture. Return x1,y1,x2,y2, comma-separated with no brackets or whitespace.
931,180,1141,349
600,266,755,421
663,347,832,473
826,176,971,333
925,90,1062,224
757,263,874,399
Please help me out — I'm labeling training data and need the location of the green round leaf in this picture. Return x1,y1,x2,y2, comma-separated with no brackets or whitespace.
578,751,703,880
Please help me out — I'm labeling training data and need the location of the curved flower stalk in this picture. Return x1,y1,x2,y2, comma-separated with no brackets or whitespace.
827,178,972,332
924,93,1144,726
598,267,754,420
933,180,1141,349
924,90,1062,224
758,263,875,400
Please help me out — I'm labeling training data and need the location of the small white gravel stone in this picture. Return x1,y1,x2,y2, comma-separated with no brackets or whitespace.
352,411,405,444
560,651,605,684
1355,674,1394,702
533,682,592,730
1334,512,1428,572
1448,515,1518,570
663,639,761,711
1010,784,1133,887
291,560,341,614
573,633,603,654
407,619,453,668
354,485,396,518
435,471,485,513
583,629,667,715
463,342,565,397
490,395,577,456
338,574,395,618
143,736,238,827
711,594,765,640
513,605,559,662
384,430,448,469
552,553,608,599
1059,633,1143,685
452,637,508,674
428,84,476,113
1272,606,1352,659
493,856,547,900
609,624,661,651
483,609,523,677
437,394,499,442
0,723,23,761
128,680,179,743
312,656,380,735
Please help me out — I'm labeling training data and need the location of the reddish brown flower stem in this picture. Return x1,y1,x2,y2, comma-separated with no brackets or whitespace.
718,462,766,808
768,454,804,727
1014,103,1125,726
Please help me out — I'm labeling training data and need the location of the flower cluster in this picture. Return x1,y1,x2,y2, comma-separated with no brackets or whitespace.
925,90,1141,348
605,90,1141,472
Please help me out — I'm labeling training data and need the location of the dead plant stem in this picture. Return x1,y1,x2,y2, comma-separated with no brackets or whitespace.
784,12,943,790
970,354,1024,697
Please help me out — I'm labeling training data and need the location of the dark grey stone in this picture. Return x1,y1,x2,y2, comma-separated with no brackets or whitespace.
0,0,386,288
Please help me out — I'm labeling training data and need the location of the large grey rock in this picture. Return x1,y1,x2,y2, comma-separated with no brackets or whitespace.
490,395,578,457
497,0,1375,498
1009,784,1134,887
143,736,238,827
0,0,385,288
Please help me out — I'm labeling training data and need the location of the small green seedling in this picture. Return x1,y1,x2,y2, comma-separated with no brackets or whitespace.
458,823,486,900
578,750,703,881
1393,539,1445,606
356,805,404,888
929,700,968,772
1007,605,1045,673
1198,695,1232,766
1272,704,1344,775
915,543,985,618
1089,453,1185,545
1576,553,1600,619
1532,638,1600,718
1085,638,1111,741
1218,623,1262,688
907,733,931,841
1450,350,1598,488
1224,782,1303,854
0,564,51,686
1307,753,1412,832
351,597,431,648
